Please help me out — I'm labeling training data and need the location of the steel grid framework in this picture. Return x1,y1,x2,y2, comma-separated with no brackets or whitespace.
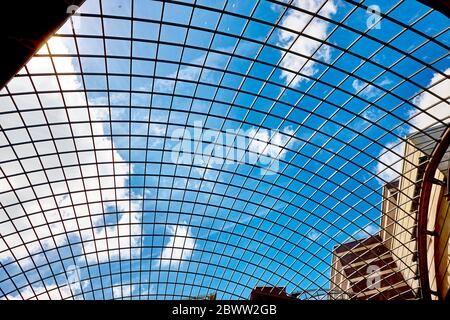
0,0,449,300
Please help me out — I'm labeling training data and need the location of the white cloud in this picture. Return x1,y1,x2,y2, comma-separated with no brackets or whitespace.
352,79,380,99
1,283,74,300
375,141,404,183
0,36,142,269
159,225,195,268
277,0,337,86
307,230,321,241
352,78,392,100
410,68,450,130
154,49,228,93
112,283,137,300
351,79,366,92
353,224,380,240
374,69,449,184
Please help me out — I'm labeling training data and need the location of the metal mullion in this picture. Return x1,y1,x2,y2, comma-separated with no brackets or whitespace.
289,161,429,295
65,9,449,122
157,0,450,88
268,182,417,297
97,0,116,298
264,1,448,204
2,155,395,254
215,0,397,293
269,0,449,80
207,0,335,298
0,232,20,298
0,200,41,299
179,0,268,300
160,0,260,299
157,0,199,300
1,101,428,211
69,11,122,298
11,62,91,299
1,126,408,213
171,0,450,72
181,0,294,298
128,0,134,300
77,3,450,76
188,0,414,298
23,41,445,148
0,163,61,299
341,0,448,50
140,0,165,300
0,162,399,256
0,207,374,300
17,49,450,147
49,22,449,138
2,182,422,300
270,134,415,267
186,0,330,298
167,14,239,297
235,126,421,298
297,175,429,298
4,76,87,299
294,18,449,156
7,69,423,154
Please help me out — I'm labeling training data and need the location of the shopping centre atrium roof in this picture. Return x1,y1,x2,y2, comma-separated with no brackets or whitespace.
0,0,449,300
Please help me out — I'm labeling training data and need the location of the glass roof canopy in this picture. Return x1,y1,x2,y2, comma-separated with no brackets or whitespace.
0,0,449,300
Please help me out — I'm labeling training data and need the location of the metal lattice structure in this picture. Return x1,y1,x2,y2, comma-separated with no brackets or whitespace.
0,0,449,300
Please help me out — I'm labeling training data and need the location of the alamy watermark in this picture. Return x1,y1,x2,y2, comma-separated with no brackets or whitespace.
366,264,381,290
169,121,291,176
366,5,382,30
66,3,81,31
61,264,89,299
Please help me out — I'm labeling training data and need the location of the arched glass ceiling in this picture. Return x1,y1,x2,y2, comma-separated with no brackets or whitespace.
0,0,449,300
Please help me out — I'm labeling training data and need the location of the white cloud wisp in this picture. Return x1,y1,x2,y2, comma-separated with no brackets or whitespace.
277,0,337,86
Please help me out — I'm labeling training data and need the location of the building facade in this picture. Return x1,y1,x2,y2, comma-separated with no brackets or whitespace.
330,125,450,300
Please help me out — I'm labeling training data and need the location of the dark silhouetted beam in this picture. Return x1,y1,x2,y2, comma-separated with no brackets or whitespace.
0,0,85,90
418,0,450,18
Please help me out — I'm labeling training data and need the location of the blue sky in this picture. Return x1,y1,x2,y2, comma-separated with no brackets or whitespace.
0,0,449,299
